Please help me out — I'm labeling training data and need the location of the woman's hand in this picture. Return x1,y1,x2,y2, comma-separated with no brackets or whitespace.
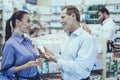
82,23,91,34
26,61,38,67
36,58,44,66
14,59,44,72
26,59,44,67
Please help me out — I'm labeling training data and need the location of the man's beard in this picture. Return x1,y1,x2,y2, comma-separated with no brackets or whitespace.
99,17,105,25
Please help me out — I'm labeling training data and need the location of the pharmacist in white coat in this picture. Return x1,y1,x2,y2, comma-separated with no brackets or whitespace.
84,8,116,41
97,8,116,41
38,5,98,80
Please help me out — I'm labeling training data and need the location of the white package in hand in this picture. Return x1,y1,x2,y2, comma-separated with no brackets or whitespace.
38,46,49,58
38,46,45,53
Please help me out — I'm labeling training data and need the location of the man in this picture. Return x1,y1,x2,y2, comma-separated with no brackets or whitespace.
39,5,97,80
98,8,116,41
86,8,116,41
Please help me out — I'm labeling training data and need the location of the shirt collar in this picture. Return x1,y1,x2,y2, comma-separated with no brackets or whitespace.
102,18,111,24
11,32,25,44
64,26,83,37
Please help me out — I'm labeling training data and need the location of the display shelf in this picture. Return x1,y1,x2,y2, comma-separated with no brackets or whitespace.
105,3,120,5
83,10,98,14
115,22,120,26
115,21,120,23
95,38,107,80
110,12,120,14
41,72,61,79
82,5,104,24
85,19,99,21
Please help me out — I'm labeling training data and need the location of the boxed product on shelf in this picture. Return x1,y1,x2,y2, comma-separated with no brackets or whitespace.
106,0,120,4
49,62,60,73
37,60,49,74
93,59,103,70
106,77,117,80
90,74,101,80
117,58,120,72
38,6,51,14
42,60,49,74
85,0,106,5
52,0,65,6
66,0,82,5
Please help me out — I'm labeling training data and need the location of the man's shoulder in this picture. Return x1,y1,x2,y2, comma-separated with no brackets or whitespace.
80,30,94,40
106,18,115,25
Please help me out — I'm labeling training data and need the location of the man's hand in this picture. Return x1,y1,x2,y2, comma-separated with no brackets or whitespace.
38,47,57,63
38,47,50,60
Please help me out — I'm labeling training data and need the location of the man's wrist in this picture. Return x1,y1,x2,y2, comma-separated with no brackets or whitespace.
52,57,57,63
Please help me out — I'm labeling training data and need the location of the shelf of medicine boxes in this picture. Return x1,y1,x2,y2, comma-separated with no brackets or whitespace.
105,3,120,25
115,22,120,26
81,14,99,24
40,13,63,32
87,38,107,80
81,15,99,24
105,3,120,5
41,72,61,79
82,5,104,24
114,42,120,53
109,12,120,24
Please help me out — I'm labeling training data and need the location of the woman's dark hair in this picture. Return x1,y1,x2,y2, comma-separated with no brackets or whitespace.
5,10,28,41
61,5,80,22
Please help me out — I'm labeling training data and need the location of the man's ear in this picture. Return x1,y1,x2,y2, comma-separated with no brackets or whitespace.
71,13,76,19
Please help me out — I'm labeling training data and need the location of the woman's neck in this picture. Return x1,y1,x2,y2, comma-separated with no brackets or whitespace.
14,29,23,36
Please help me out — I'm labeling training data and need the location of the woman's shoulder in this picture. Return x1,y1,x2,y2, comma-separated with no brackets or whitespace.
4,38,16,47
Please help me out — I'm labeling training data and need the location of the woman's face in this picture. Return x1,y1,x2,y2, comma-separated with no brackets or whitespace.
18,14,31,33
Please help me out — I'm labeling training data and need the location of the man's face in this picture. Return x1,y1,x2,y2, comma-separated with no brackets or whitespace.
60,9,73,30
98,11,105,24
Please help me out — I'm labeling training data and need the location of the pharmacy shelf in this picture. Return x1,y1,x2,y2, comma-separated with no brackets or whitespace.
105,3,120,5
85,19,99,21
41,72,61,79
83,10,98,14
110,12,120,14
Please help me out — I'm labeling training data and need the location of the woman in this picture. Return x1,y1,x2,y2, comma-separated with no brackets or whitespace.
1,10,43,80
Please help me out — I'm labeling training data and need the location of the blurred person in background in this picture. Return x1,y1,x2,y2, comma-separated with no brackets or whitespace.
83,8,116,52
83,7,116,42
